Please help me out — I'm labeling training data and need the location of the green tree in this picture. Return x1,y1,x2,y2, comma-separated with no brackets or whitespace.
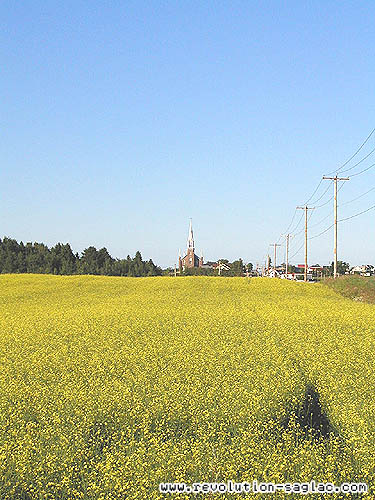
330,261,350,276
230,259,244,276
79,247,100,274
0,237,162,277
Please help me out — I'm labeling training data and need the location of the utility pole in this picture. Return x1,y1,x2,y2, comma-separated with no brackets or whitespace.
284,234,292,278
267,255,270,275
322,176,349,279
296,206,315,282
270,243,281,276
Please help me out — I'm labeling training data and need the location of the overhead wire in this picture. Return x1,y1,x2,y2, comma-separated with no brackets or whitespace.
278,208,298,241
308,224,334,240
292,209,315,237
307,203,375,240
290,211,305,234
339,204,375,222
308,212,331,229
266,128,375,265
276,206,301,245
304,178,323,205
286,208,316,261
315,181,346,208
338,147,375,174
325,128,375,176
349,161,375,178
339,186,375,207
309,181,331,205
288,241,305,260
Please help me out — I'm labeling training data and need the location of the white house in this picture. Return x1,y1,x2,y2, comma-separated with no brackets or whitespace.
350,265,374,276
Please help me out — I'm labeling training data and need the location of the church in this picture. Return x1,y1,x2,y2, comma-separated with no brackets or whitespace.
178,220,203,271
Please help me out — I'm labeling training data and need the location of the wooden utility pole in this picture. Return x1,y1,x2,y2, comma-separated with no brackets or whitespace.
284,234,292,278
270,243,281,276
322,176,349,279
296,206,315,282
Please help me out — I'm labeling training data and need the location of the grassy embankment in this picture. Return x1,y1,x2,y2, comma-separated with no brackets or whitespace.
324,274,375,304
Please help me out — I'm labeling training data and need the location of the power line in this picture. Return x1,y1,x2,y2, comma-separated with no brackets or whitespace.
306,203,375,240
290,211,305,233
307,203,375,241
305,140,362,208
339,186,375,207
339,147,375,174
349,161,375,177
315,181,346,208
325,128,375,176
287,235,304,255
310,181,331,204
339,204,375,222
308,212,331,229
291,129,374,239
287,200,375,265
304,179,323,205
281,214,311,262
289,222,333,254
305,204,375,243
277,206,303,245
288,241,305,260
279,208,298,241
285,208,297,232
293,209,315,236
264,128,375,268
309,224,334,240
275,207,300,247
276,209,306,254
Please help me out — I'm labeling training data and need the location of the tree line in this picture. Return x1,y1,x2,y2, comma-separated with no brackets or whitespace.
0,237,162,277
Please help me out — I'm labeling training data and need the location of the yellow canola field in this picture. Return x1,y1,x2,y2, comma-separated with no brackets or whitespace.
0,274,373,499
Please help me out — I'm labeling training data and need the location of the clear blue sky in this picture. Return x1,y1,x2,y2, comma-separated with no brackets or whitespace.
2,1,375,268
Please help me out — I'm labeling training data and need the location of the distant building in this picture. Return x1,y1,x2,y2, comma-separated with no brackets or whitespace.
178,220,203,271
267,269,281,278
201,261,217,269
350,265,374,276
200,260,232,273
213,261,231,272
297,264,323,278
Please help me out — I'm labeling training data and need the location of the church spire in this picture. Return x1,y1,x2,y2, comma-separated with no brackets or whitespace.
187,219,194,251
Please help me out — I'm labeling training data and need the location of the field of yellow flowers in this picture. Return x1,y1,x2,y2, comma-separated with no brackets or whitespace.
0,274,373,499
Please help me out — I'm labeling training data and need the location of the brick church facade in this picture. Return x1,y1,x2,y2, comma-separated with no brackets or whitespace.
178,220,203,271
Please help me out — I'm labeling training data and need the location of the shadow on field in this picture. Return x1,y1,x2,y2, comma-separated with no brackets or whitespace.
85,419,118,457
278,383,365,495
282,383,336,440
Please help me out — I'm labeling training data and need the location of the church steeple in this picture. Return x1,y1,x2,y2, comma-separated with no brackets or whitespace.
179,219,202,270
187,219,194,251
